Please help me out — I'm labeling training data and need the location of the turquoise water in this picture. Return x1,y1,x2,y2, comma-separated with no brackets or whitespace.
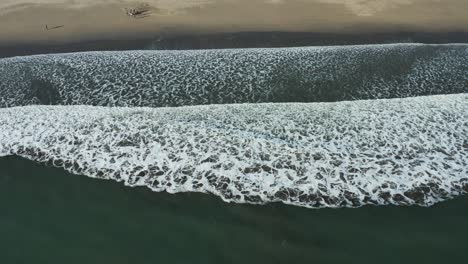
1,156,467,264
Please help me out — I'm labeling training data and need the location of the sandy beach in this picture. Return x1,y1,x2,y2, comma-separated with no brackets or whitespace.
1,0,468,46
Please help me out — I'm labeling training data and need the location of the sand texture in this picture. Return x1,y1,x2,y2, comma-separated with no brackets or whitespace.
1,0,468,45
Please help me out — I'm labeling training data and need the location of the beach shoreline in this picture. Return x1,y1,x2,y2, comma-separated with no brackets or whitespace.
1,0,468,52
2,31,468,58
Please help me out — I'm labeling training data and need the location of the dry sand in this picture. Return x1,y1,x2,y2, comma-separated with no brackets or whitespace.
1,0,468,45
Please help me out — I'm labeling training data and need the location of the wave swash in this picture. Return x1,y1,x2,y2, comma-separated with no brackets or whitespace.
1,44,467,108
0,44,467,208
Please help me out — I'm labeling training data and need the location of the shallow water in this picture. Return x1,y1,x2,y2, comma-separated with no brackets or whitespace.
1,44,467,108
1,156,467,264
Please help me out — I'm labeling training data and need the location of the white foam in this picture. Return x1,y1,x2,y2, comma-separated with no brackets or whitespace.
1,94,467,208
1,43,467,108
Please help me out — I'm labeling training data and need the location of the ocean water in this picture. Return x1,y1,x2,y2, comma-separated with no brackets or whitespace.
0,44,467,208
2,156,468,263
0,43,467,261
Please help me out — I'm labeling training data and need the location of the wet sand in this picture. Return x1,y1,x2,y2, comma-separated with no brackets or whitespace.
1,0,468,47
2,31,468,59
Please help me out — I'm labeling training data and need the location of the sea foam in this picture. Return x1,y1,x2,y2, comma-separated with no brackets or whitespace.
1,44,467,108
1,94,467,208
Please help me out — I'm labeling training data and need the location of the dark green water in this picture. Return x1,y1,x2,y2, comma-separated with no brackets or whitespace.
1,156,467,264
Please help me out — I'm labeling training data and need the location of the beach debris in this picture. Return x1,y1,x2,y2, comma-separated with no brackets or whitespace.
125,4,152,19
45,24,64,30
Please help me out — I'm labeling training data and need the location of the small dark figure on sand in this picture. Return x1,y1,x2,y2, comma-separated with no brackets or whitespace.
45,24,65,30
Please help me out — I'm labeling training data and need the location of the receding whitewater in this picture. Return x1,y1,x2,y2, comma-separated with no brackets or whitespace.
0,44,467,108
0,44,467,208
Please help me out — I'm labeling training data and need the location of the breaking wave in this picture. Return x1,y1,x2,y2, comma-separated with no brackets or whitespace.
1,94,467,208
